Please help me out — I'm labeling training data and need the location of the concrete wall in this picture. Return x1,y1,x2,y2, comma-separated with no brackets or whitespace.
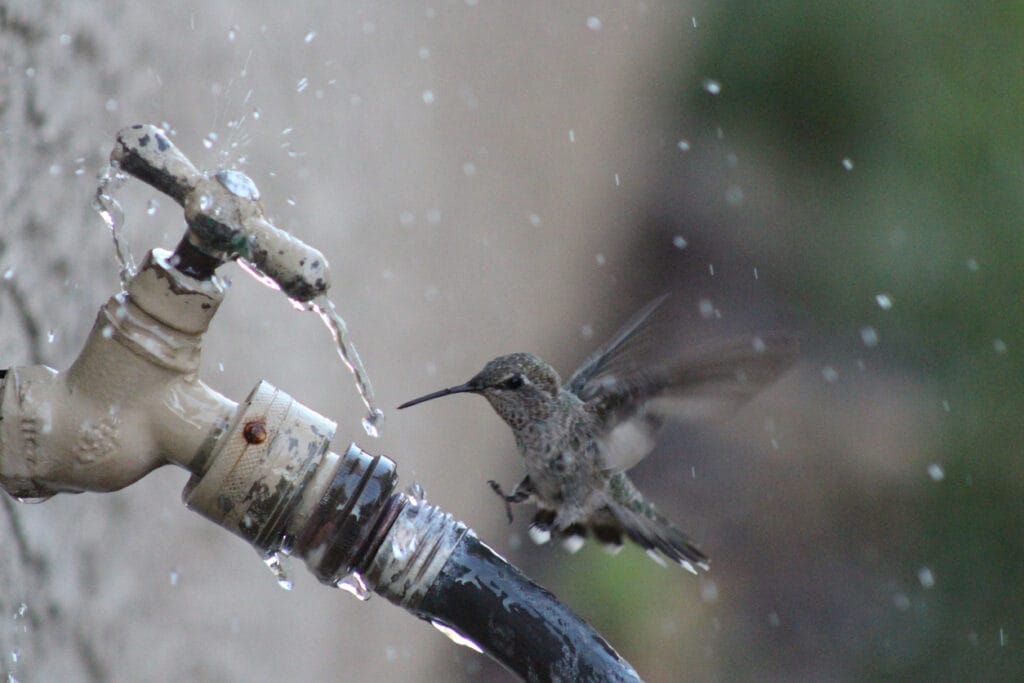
1,2,699,680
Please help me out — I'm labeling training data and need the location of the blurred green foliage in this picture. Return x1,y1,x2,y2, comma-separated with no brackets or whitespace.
542,2,1024,680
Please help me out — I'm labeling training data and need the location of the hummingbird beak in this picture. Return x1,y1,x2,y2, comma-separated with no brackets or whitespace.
397,381,481,409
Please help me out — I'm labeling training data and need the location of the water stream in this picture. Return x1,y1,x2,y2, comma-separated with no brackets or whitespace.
305,294,385,438
92,163,133,289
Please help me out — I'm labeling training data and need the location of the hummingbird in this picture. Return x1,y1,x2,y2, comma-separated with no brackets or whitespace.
398,296,798,572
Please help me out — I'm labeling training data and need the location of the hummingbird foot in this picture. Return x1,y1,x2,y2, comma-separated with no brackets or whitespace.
487,477,533,524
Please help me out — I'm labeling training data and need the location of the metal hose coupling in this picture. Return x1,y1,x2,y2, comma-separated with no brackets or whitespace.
180,379,466,592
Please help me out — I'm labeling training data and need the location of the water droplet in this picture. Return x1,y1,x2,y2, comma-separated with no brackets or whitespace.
580,324,593,339
702,78,721,95
421,89,435,105
227,25,238,41
262,552,293,590
993,338,1007,354
46,330,55,344
101,325,114,339
699,578,719,603
927,463,945,482
427,208,442,225
528,213,541,227
698,298,715,319
146,198,159,216
362,409,385,438
725,185,744,205
821,366,839,383
418,47,431,60
586,16,602,31
3,268,13,280
404,482,426,504
399,211,416,226
198,193,213,211
462,161,476,176
169,569,179,586
918,566,935,589
568,129,575,143
860,326,879,348
595,253,606,266
15,494,55,504
875,293,893,310
677,139,690,151
337,572,371,601
296,77,310,93
841,157,854,171
672,235,688,249
614,173,621,187
431,620,484,653
965,257,979,272
893,593,910,611
304,31,316,43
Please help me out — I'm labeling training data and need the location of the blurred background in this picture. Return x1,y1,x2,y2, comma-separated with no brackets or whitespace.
1,1,1021,681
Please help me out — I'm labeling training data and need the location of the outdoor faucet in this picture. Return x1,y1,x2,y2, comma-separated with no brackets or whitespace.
0,126,643,682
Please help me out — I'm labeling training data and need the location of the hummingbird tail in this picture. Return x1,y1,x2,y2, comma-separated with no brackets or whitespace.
603,474,709,573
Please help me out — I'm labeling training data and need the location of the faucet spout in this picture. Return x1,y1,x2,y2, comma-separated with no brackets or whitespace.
0,249,236,498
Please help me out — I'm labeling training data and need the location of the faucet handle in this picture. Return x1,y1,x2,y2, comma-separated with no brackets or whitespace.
111,124,330,302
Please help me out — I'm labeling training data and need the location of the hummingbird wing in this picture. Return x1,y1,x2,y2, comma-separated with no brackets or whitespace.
565,294,669,398
572,309,799,472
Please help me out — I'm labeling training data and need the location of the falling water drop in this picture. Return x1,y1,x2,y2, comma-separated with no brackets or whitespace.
14,495,55,504
262,552,293,590
702,78,722,95
405,482,426,504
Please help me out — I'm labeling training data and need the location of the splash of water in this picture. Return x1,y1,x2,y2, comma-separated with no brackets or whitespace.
404,482,426,505
92,163,133,289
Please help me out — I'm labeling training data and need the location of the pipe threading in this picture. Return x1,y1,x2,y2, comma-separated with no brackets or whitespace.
365,501,470,610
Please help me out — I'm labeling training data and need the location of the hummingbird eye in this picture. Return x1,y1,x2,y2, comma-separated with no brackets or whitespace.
501,374,525,390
